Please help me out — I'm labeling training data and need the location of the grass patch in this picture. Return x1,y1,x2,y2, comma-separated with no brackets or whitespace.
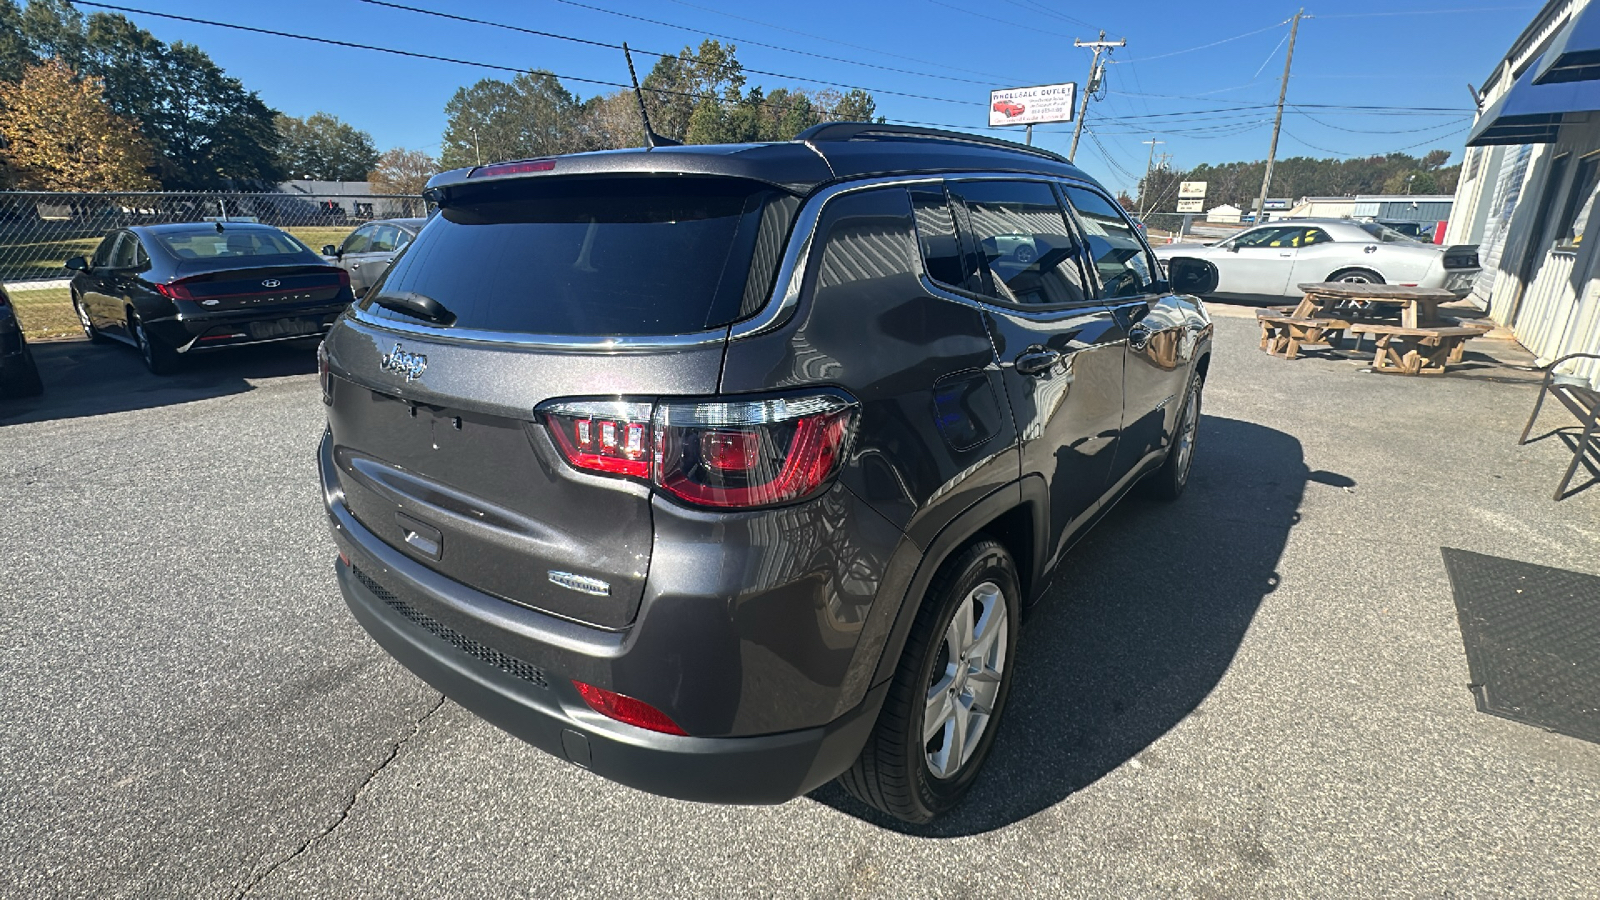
9,286,81,341
0,235,101,282
285,226,357,254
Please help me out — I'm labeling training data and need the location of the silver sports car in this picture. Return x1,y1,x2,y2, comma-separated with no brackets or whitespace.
1155,218,1480,300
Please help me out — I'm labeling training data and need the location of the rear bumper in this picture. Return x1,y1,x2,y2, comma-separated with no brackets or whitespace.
148,300,348,351
319,431,898,804
1442,269,1479,297
337,554,887,804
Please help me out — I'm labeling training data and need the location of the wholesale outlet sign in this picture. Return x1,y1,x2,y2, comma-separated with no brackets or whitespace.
988,83,1077,127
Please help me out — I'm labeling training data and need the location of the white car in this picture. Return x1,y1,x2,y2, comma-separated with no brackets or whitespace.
1155,218,1480,300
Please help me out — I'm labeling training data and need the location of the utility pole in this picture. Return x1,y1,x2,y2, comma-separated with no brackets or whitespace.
1254,9,1302,224
472,127,481,166
1068,31,1125,163
1139,138,1165,218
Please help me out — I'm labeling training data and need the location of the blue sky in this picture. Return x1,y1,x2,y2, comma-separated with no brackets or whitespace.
82,0,1538,194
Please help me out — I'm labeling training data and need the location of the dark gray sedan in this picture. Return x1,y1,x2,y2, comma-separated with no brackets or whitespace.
322,218,427,298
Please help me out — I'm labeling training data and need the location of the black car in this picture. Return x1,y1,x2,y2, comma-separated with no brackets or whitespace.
0,285,44,397
65,222,356,374
322,217,428,298
319,124,1218,823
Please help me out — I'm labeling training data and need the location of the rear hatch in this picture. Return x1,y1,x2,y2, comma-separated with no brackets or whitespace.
324,173,797,629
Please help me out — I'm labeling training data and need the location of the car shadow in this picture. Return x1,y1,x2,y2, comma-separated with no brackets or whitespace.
808,415,1313,836
0,337,318,426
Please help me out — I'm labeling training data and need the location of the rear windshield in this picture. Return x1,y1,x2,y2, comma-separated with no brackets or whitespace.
361,176,788,336
154,228,312,259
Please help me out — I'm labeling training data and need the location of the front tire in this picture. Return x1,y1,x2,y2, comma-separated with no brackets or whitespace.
73,293,108,344
839,540,1021,823
1140,370,1202,500
132,314,179,375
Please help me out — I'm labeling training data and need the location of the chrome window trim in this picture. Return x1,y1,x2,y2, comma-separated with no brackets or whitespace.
729,171,1110,341
350,170,1106,349
347,304,732,352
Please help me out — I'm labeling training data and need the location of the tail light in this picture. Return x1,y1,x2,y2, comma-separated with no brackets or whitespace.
538,393,857,509
317,340,333,405
334,268,351,290
155,280,196,301
572,681,686,735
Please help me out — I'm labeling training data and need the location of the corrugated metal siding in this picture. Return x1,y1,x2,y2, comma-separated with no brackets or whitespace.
1376,201,1452,222
1478,144,1537,313
1516,250,1600,388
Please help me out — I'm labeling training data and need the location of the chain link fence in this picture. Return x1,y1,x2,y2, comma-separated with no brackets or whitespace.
0,191,427,285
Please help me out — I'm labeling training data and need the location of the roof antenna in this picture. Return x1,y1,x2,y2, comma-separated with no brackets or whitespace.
623,43,679,149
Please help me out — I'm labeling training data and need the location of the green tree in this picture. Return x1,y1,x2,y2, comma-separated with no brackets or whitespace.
0,0,33,84
276,112,379,181
11,0,283,187
0,57,157,190
440,70,581,168
641,40,745,143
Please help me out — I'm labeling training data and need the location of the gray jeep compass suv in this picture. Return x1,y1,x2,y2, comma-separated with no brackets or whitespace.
318,123,1217,823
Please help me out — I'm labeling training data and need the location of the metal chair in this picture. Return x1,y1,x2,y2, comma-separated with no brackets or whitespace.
1519,352,1600,500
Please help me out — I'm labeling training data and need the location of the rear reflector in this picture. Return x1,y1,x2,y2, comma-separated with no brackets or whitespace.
471,159,557,178
538,393,857,509
572,681,686,735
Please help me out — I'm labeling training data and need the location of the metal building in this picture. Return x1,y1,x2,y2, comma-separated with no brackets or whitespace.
1447,0,1600,391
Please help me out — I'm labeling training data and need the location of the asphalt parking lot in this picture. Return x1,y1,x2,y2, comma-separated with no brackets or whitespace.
3,315,1598,898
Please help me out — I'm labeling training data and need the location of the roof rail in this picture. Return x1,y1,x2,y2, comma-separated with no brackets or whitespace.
795,122,1072,166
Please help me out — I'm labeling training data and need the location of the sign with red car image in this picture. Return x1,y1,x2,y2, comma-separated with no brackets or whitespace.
987,83,1077,127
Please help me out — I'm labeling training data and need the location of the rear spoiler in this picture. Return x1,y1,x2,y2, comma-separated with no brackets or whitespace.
1441,245,1480,269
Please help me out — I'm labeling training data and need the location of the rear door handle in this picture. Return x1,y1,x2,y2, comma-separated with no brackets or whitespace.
1014,348,1062,376
1128,324,1153,351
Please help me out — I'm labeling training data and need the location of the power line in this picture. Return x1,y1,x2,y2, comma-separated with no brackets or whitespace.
356,0,986,106
1311,5,1538,18
990,0,1093,29
66,0,818,119
646,0,1027,82
1289,106,1471,134
923,0,1080,39
1110,19,1290,64
454,0,1010,87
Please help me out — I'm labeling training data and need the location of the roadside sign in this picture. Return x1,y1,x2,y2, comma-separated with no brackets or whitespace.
1262,198,1291,210
1178,181,1208,200
988,83,1077,127
1176,198,1204,213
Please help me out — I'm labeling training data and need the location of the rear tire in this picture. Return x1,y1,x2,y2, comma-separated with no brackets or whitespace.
1139,371,1202,501
131,314,179,375
1,337,44,397
1328,267,1384,285
839,539,1021,823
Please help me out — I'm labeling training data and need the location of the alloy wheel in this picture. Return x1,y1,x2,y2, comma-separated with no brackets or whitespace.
1175,380,1201,485
924,580,1009,780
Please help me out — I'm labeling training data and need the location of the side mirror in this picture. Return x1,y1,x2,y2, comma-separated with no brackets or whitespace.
65,256,88,272
322,245,340,257
1166,257,1219,296
1226,243,1240,253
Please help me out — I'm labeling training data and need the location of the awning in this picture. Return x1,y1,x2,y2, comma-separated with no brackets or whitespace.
1534,6,1600,84
1467,54,1600,146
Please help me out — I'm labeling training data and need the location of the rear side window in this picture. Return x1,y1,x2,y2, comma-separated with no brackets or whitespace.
154,228,311,260
949,180,1088,306
366,177,787,337
909,185,975,291
1061,185,1156,299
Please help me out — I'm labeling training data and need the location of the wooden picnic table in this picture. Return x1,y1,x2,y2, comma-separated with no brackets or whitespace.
1292,282,1457,329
